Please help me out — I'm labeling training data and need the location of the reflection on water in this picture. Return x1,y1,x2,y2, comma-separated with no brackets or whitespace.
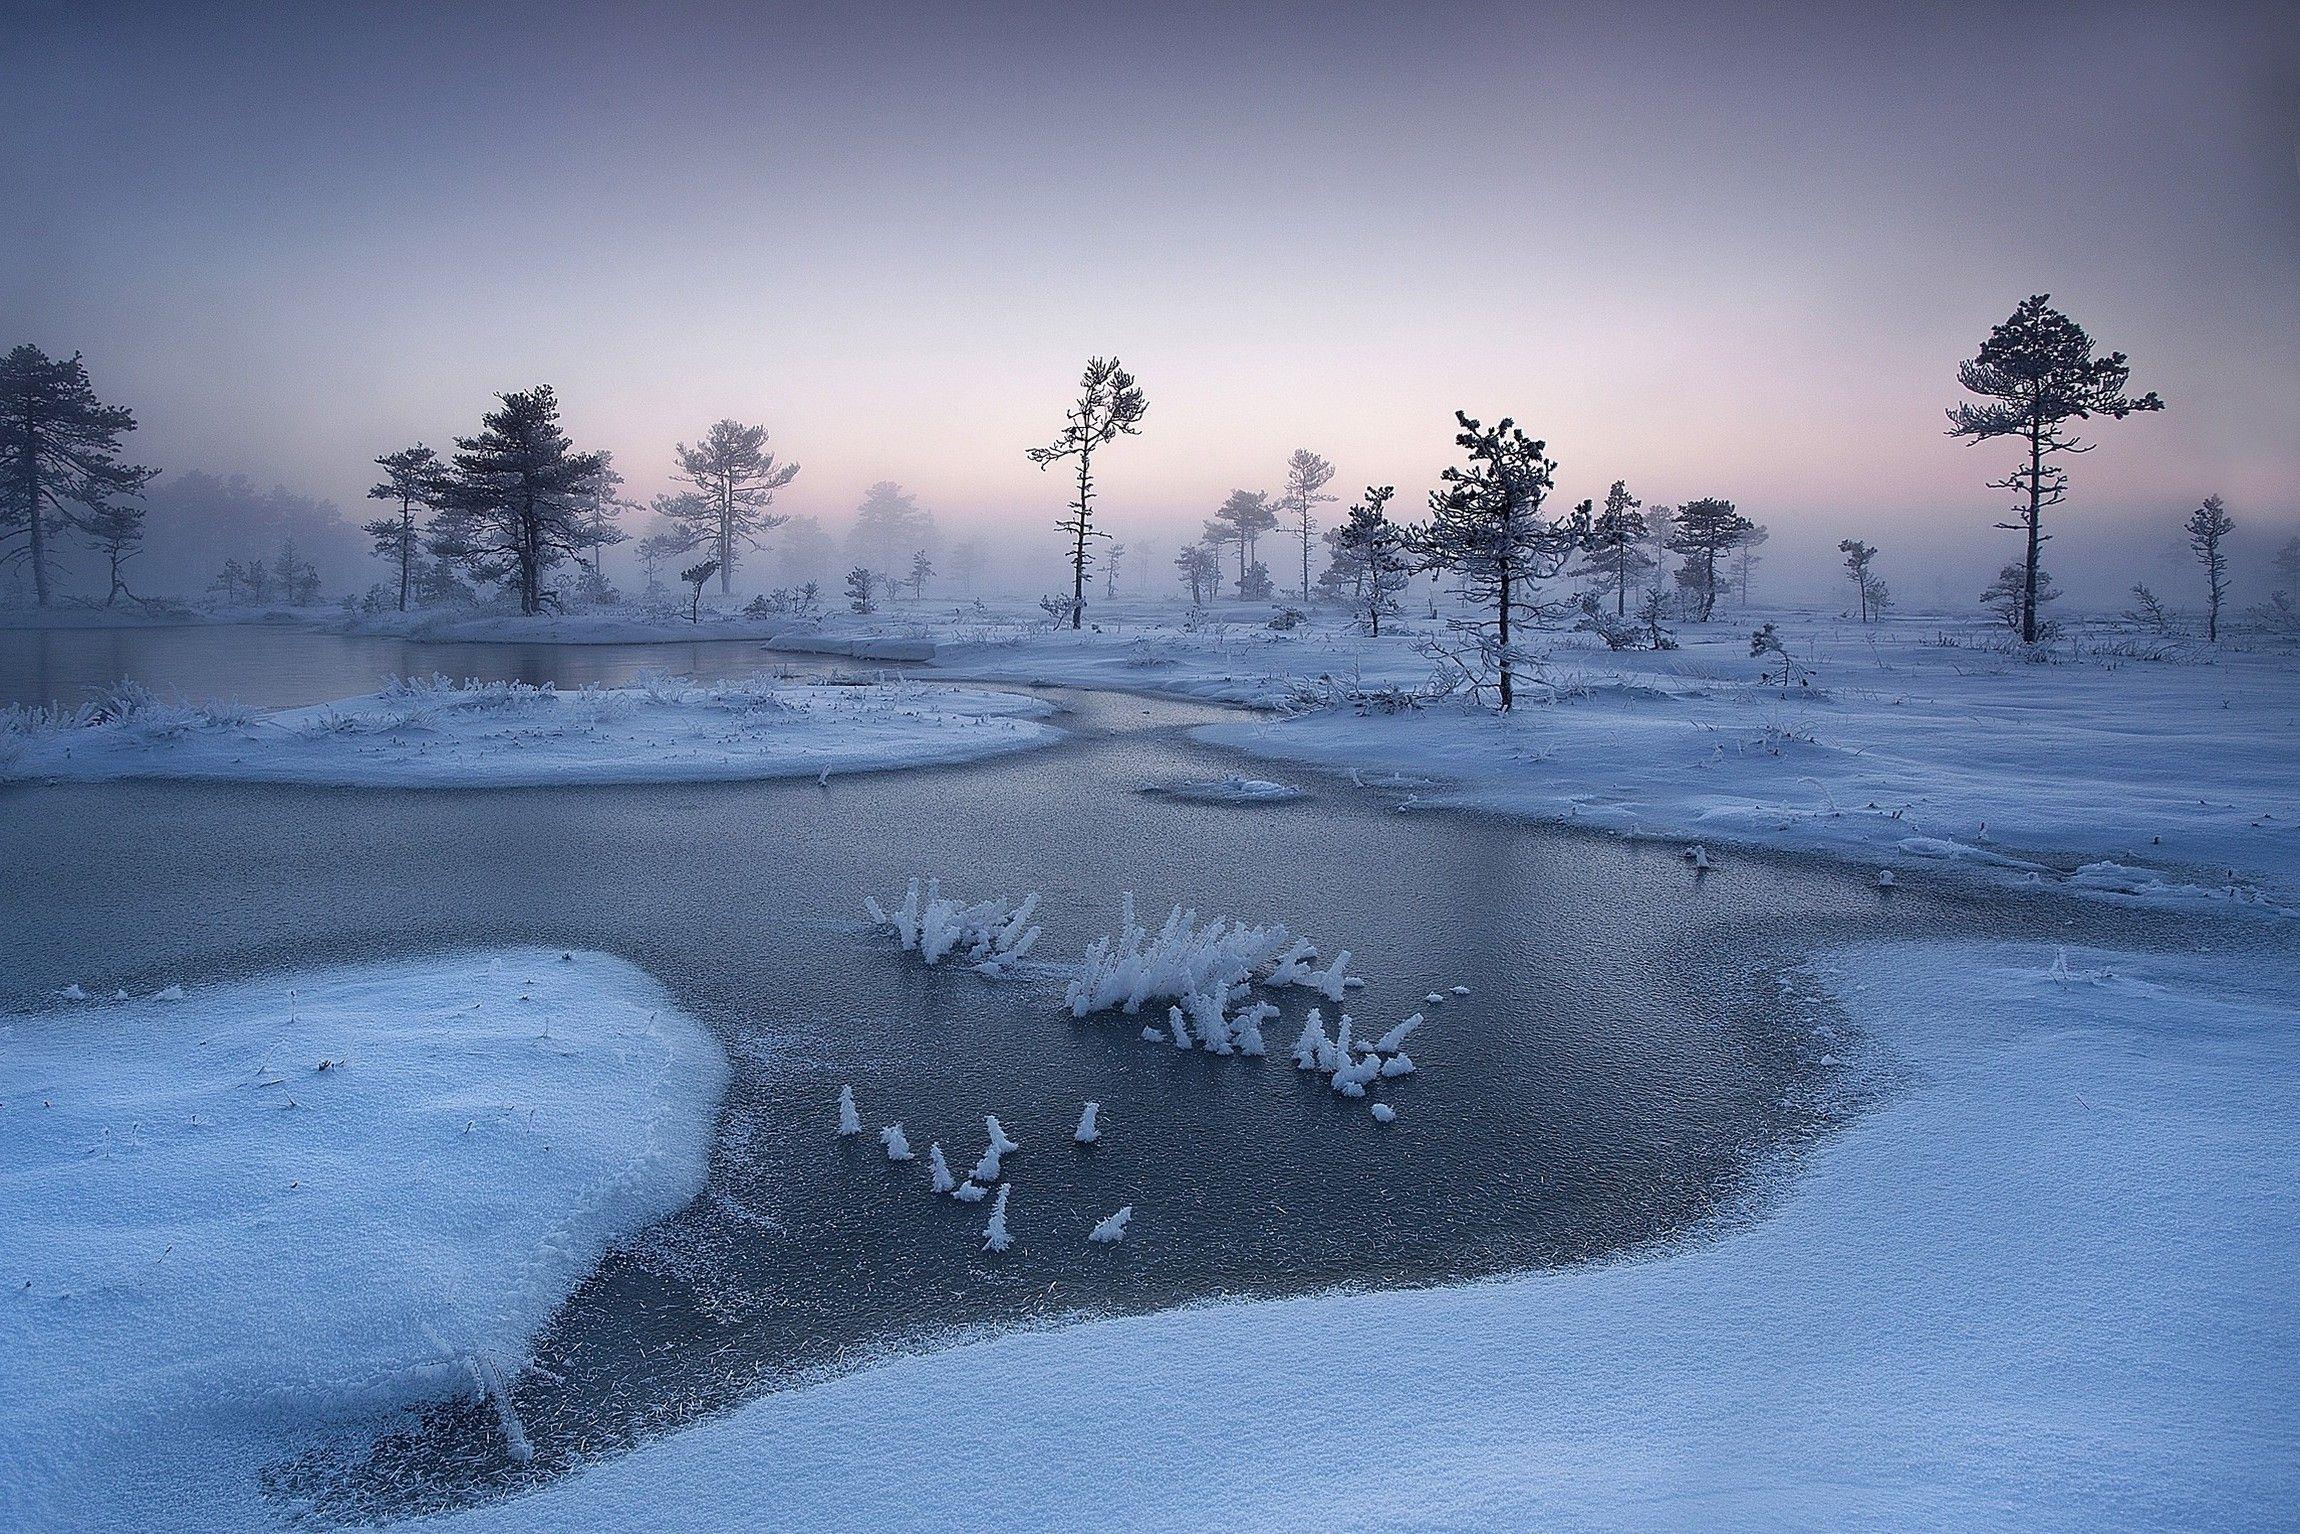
0,624,2229,1521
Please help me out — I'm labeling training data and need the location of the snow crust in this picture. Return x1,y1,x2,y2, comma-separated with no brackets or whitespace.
411,939,2297,1532
1,674,1058,787
0,949,727,1533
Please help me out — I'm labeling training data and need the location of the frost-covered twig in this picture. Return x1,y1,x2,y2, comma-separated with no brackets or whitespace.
863,877,1042,974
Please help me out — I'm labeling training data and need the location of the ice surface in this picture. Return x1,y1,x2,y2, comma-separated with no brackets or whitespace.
407,940,2300,1532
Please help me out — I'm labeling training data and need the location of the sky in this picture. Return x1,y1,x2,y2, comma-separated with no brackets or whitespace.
5,0,2297,604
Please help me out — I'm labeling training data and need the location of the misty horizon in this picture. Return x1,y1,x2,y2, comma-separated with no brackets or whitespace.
6,0,2296,609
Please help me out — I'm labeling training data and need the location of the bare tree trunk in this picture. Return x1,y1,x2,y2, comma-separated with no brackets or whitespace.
1069,452,1091,629
1496,567,1513,711
2021,427,2043,644
22,418,50,607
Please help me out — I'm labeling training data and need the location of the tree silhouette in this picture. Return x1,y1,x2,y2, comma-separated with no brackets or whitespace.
1948,295,2162,642
363,445,448,612
1407,412,1586,710
0,346,154,606
1027,357,1146,630
2185,494,2233,642
664,419,798,594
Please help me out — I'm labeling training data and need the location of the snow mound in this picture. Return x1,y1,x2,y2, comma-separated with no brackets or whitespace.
0,949,727,1533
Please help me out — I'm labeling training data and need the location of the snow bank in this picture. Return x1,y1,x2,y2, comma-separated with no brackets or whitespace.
415,939,2296,1532
1187,614,2300,912
0,674,1058,788
0,949,727,1533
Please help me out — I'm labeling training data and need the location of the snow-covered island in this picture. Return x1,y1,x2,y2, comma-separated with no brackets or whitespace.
0,950,728,1533
743,601,2300,912
0,673,1061,788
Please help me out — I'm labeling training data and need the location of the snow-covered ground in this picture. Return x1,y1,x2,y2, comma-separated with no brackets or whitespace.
402,938,2297,1534
0,674,1059,787
0,950,728,1533
766,600,2299,912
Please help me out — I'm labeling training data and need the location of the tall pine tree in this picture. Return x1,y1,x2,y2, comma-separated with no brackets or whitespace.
0,346,154,606
363,445,447,613
1947,295,2162,642
664,419,798,595
1027,357,1146,629
1666,497,1753,622
440,386,608,615
1570,480,1651,616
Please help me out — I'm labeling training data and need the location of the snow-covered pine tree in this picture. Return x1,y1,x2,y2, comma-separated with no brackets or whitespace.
1328,487,1412,636
1569,480,1651,617
1278,449,1338,601
1838,539,1888,623
1666,498,1753,622
1406,412,1586,710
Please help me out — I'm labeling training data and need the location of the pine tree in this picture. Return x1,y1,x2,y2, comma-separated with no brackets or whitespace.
1947,295,2163,642
1982,560,2058,631
908,547,934,601
2184,494,2233,642
680,558,720,623
1027,357,1147,630
847,481,935,580
1210,490,1276,592
845,565,877,614
362,445,447,612
1278,449,1338,600
1839,539,1886,623
1328,486,1411,636
440,386,609,615
1666,497,1753,622
0,346,155,606
80,494,147,607
664,419,798,594
1569,480,1651,616
1174,540,1219,605
1406,412,1586,710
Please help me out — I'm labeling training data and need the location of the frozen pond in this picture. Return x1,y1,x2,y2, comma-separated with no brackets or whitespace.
0,624,2252,1521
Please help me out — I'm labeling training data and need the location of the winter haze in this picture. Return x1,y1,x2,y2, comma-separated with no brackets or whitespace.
4,0,2295,604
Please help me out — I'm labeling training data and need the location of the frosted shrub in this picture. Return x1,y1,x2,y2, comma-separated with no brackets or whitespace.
863,878,1042,974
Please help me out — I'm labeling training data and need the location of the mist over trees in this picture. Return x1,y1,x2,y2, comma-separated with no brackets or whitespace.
646,420,799,595
1278,449,1338,601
